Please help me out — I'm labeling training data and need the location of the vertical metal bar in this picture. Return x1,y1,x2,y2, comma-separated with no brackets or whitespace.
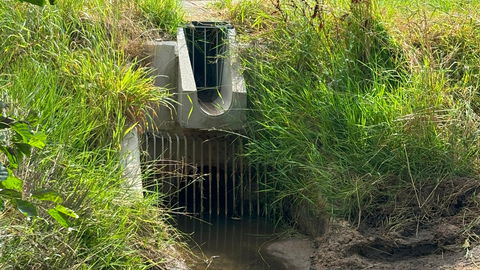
249,162,252,216
209,140,213,215
156,133,161,201
239,140,244,216
224,140,228,216
200,139,204,214
231,214,235,251
144,132,149,161
204,28,207,88
192,137,196,213
168,133,174,205
216,140,220,216
216,30,219,88
168,133,173,169
224,215,228,252
215,216,219,250
176,134,180,207
159,133,163,160
191,27,195,73
232,142,236,216
153,132,157,160
264,165,268,216
184,135,188,212
208,215,212,250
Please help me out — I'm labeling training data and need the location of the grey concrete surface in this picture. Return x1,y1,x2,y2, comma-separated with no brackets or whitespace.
176,27,247,130
144,24,247,131
120,126,144,198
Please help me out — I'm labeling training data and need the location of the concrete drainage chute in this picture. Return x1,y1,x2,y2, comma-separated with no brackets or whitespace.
146,21,246,131
137,22,264,217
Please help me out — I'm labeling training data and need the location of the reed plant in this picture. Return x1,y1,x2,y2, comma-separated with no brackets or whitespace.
0,0,184,268
222,0,480,228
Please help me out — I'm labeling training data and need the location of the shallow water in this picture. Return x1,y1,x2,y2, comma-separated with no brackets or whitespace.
175,215,278,270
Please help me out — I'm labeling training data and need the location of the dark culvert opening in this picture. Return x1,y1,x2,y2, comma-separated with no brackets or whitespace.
184,21,232,115
141,132,268,218
178,166,236,216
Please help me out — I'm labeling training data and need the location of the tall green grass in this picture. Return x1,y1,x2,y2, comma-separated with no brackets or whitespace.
136,0,185,36
0,0,184,268
224,0,480,227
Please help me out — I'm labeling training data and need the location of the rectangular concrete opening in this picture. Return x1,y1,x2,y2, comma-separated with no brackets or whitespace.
184,22,231,105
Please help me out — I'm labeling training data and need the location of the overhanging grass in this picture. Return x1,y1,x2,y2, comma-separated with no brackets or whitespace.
0,0,184,268
221,0,480,227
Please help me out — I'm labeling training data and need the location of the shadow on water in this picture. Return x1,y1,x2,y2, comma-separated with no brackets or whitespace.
174,215,281,270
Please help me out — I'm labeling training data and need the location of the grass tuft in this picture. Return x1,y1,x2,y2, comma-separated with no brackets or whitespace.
222,0,480,230
0,0,185,268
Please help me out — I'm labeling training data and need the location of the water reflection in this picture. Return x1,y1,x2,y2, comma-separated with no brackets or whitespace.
175,215,278,270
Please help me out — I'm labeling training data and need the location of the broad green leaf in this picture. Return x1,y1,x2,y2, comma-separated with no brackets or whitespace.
55,205,79,219
11,122,46,149
47,208,70,228
28,132,46,149
1,170,23,191
0,188,22,199
11,122,32,144
16,199,37,217
0,163,8,181
32,190,63,204
18,0,46,6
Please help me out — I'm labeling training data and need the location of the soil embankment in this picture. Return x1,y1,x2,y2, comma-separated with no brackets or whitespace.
265,178,480,269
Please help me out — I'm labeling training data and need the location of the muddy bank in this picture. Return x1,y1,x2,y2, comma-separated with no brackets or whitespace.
262,220,480,270
306,177,480,269
265,177,480,270
310,219,480,270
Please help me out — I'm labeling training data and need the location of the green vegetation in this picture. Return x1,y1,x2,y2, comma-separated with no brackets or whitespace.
137,0,185,36
0,112,79,227
221,0,480,231
0,0,184,268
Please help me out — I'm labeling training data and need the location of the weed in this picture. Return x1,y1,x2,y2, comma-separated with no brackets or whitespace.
136,0,185,36
0,0,184,268
222,0,480,230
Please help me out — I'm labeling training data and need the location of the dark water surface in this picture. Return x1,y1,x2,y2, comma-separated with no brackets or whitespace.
175,215,278,270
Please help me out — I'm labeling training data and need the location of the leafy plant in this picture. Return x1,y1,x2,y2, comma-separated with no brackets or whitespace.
0,111,78,227
0,0,180,267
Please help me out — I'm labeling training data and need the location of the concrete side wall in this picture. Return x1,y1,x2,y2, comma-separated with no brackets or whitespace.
145,41,179,131
120,126,143,198
176,27,247,130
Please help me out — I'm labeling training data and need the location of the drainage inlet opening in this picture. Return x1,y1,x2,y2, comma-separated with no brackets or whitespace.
185,21,233,115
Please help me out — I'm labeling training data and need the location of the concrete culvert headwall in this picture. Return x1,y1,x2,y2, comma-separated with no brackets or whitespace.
136,22,264,217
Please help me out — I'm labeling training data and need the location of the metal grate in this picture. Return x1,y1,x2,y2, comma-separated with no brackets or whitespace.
184,22,231,107
141,131,267,217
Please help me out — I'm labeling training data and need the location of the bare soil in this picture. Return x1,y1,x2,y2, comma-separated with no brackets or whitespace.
310,177,480,270
311,219,480,270
263,178,480,270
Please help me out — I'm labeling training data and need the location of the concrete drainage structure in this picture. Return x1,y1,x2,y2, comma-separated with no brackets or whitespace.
138,22,266,217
